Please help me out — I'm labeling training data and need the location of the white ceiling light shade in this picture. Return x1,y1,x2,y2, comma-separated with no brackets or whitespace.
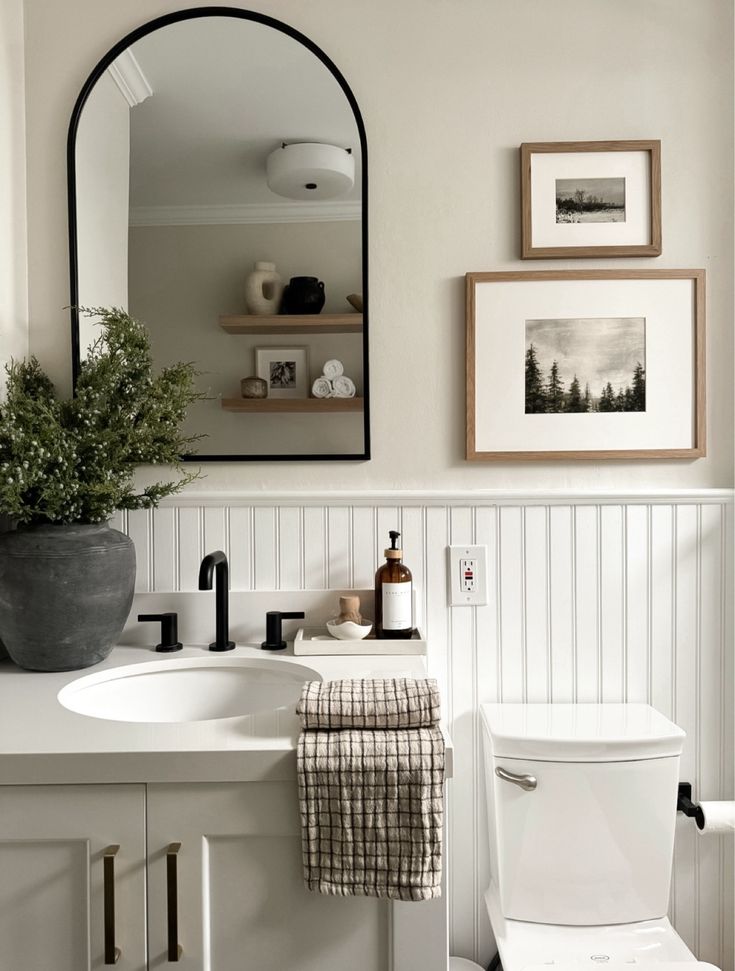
266,142,354,200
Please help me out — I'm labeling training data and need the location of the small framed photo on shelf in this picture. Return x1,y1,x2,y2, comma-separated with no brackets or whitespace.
465,269,705,461
255,346,310,398
520,140,662,258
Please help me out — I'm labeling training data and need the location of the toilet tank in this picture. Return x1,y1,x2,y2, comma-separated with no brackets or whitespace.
481,704,685,926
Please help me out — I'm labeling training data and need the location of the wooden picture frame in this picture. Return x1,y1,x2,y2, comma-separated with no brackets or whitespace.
466,269,705,461
255,345,310,398
520,140,662,259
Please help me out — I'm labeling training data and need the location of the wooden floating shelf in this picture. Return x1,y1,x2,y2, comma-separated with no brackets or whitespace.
221,397,364,413
219,313,362,335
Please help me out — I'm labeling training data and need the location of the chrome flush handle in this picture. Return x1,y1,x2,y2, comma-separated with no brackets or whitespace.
495,766,537,791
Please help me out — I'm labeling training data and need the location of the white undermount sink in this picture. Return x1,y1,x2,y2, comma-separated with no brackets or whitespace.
57,656,320,723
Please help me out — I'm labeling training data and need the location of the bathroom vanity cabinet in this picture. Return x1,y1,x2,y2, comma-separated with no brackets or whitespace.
0,645,449,971
0,784,148,969
0,780,388,970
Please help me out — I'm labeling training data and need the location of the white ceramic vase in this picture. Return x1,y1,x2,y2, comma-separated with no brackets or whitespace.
245,261,283,315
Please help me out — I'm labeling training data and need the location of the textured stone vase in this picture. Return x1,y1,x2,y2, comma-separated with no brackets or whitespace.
0,523,135,671
245,261,283,315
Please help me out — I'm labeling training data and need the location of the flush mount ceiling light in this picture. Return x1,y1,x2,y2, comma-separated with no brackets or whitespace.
266,142,354,200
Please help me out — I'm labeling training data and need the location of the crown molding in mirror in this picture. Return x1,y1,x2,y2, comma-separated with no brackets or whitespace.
107,50,153,107
129,200,361,227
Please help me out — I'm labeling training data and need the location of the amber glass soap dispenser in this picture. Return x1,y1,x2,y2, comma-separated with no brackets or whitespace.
375,530,413,639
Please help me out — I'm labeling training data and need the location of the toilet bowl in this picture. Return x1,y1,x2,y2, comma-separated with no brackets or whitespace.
481,704,720,971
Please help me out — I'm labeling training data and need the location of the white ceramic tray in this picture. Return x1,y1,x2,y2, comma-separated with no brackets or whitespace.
293,627,427,656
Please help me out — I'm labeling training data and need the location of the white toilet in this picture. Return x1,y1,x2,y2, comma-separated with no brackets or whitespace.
481,703,720,971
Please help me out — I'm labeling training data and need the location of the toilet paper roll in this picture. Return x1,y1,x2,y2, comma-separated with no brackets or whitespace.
698,801,735,834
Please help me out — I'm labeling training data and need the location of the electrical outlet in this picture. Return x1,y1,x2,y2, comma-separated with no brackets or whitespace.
460,557,477,592
448,545,488,605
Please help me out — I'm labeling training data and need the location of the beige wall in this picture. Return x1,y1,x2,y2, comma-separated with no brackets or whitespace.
21,0,734,489
0,0,28,389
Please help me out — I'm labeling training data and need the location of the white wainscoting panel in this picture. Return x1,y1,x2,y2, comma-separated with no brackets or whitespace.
113,491,734,970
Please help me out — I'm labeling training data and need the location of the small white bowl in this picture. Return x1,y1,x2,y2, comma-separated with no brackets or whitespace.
326,619,373,640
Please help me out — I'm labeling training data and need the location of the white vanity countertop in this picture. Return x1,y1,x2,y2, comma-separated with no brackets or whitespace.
0,644,452,785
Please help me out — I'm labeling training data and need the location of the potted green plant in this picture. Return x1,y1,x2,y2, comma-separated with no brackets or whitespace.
0,308,201,671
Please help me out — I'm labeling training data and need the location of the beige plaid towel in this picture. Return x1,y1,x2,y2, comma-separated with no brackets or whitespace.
297,679,445,901
296,677,441,730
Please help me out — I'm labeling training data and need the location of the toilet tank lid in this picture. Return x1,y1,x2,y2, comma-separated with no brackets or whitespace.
481,703,685,761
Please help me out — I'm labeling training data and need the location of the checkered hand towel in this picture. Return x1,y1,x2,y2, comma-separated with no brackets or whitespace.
297,679,445,901
296,677,441,730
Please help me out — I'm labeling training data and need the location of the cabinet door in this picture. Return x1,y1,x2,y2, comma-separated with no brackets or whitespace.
0,784,147,971
147,782,389,971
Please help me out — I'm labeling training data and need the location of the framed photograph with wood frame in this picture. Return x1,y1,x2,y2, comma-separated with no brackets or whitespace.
466,269,705,461
520,140,662,258
255,345,310,398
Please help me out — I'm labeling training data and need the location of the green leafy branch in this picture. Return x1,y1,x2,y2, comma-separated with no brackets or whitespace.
0,307,204,524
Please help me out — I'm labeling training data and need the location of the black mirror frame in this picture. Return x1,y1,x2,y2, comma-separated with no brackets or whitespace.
67,5,370,463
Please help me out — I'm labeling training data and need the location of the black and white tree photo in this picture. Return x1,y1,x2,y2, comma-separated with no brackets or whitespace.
555,177,626,223
524,317,646,415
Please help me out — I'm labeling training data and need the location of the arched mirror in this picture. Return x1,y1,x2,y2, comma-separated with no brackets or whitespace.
68,8,369,461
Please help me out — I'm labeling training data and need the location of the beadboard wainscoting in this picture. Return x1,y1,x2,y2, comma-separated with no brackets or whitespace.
112,490,734,969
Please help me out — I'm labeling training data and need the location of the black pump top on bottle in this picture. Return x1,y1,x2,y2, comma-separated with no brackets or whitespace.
385,530,402,558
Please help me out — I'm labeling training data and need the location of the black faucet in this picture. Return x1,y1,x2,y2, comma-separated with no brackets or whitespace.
198,550,235,651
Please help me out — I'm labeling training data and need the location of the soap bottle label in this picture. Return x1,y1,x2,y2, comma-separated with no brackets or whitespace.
381,582,412,631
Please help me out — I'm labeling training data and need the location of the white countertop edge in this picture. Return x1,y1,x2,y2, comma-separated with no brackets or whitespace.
0,645,453,785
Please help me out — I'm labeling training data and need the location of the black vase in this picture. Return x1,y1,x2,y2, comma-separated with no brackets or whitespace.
281,276,325,315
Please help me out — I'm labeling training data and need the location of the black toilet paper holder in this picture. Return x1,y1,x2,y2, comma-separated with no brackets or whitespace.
677,782,705,830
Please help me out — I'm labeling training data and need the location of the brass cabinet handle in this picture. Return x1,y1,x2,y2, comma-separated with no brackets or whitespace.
495,766,537,791
166,842,183,961
103,845,121,965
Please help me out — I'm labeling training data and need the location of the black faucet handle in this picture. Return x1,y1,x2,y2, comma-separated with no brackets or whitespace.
138,612,183,652
261,610,305,651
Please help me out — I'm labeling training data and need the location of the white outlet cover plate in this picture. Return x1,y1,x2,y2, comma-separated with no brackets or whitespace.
447,545,488,606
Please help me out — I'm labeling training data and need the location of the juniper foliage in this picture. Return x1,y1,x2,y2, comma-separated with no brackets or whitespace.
0,308,202,524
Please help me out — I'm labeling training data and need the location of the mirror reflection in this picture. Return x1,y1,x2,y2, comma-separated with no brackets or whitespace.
71,12,368,460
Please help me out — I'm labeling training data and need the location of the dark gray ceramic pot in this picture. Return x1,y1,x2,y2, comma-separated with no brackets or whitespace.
0,523,135,671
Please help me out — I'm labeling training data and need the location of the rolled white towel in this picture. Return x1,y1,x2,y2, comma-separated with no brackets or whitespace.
322,359,344,380
311,376,333,398
332,375,356,398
